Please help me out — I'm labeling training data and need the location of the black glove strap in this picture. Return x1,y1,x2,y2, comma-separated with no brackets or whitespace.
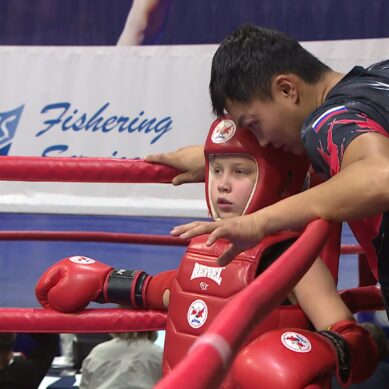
97,269,148,308
319,330,351,383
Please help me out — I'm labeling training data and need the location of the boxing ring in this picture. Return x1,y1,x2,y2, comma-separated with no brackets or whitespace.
0,156,383,388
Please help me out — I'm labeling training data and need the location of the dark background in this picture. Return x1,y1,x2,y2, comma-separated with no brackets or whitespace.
0,0,387,45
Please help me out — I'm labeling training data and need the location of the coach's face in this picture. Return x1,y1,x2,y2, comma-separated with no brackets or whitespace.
225,75,309,155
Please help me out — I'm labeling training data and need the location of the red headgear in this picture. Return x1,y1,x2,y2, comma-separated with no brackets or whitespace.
204,117,310,219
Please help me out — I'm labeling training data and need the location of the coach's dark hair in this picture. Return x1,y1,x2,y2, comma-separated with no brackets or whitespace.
210,25,331,116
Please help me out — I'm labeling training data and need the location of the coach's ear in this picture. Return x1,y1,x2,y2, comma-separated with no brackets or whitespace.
272,74,300,104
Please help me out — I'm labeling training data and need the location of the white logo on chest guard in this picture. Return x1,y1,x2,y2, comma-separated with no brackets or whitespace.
187,299,208,329
190,262,225,286
68,256,96,265
211,119,236,144
281,332,312,353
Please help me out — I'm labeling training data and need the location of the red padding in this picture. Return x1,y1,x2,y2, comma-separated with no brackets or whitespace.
0,156,181,183
155,219,331,389
0,308,167,333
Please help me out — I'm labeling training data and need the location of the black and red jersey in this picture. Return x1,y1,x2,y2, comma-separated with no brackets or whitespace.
301,60,389,290
302,59,389,179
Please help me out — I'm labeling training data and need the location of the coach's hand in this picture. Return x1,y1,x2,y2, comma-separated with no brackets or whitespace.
145,145,205,185
171,213,266,266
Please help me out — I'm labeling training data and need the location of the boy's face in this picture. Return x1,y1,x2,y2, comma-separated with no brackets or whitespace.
210,155,257,219
225,96,306,156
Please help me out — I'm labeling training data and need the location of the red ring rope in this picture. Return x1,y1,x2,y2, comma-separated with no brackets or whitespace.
0,230,188,246
340,244,364,254
0,156,180,182
0,158,181,334
0,230,362,251
0,308,167,333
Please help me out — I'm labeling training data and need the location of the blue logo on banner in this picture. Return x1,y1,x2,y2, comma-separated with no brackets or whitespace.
37,102,172,156
0,105,24,155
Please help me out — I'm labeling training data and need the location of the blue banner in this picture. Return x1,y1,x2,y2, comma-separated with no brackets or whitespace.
0,0,388,46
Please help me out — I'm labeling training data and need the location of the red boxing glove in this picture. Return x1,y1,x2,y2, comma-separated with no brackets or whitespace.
232,321,379,389
35,256,151,313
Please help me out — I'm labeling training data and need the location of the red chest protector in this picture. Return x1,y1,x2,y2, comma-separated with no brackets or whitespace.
162,231,311,377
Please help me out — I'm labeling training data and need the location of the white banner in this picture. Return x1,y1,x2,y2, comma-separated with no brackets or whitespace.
0,39,388,217
0,45,217,217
